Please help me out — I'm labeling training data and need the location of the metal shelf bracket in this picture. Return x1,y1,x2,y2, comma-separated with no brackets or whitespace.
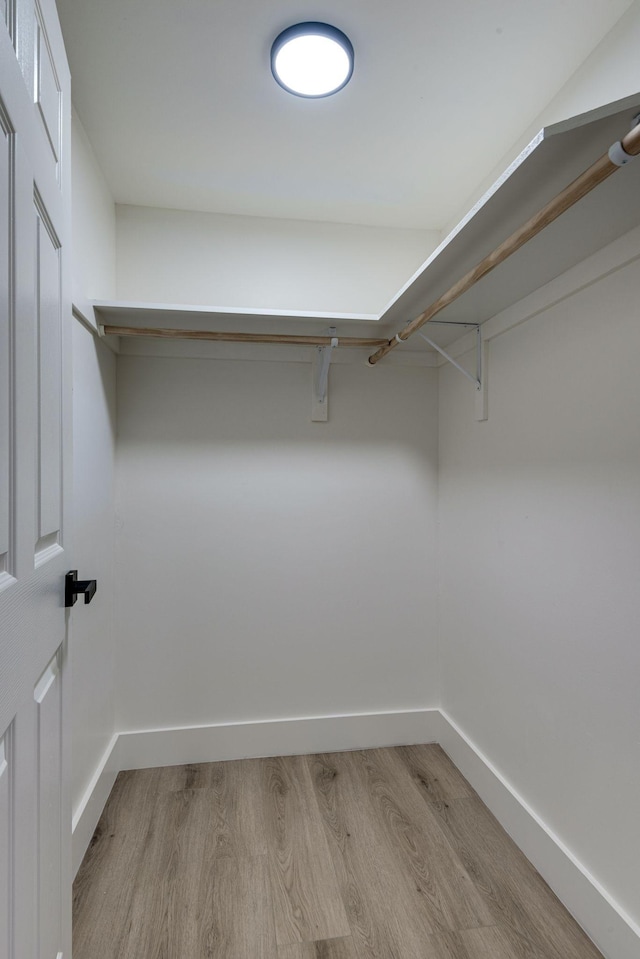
312,327,338,422
419,321,488,421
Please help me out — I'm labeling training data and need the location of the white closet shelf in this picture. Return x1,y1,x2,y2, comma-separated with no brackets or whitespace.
378,93,640,344
92,93,640,353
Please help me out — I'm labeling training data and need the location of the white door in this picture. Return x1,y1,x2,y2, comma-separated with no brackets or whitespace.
0,1,71,958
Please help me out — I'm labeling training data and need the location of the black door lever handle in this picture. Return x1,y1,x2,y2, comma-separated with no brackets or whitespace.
65,570,97,607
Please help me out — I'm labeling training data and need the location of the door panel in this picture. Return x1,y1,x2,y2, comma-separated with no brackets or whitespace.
0,112,9,580
34,650,63,959
2,1,13,44
35,200,62,561
33,6,59,166
0,726,11,959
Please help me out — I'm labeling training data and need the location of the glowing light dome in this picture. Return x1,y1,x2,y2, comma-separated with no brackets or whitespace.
271,23,354,98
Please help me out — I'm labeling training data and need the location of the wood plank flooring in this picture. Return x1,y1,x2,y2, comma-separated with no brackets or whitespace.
73,745,605,959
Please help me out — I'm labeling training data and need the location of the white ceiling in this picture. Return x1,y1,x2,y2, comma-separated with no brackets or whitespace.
57,0,634,230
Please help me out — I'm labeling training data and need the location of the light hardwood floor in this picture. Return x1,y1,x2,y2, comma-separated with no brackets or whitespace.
73,745,604,959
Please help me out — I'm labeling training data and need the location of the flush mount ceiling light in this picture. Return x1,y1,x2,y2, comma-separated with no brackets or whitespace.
271,22,354,98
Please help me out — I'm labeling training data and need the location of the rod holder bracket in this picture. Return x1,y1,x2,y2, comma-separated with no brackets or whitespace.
608,140,634,167
312,327,337,422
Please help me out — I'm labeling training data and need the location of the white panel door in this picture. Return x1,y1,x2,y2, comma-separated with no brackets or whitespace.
0,2,71,959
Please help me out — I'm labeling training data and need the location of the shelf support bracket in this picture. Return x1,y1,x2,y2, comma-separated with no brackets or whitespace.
312,327,338,422
417,323,481,388
418,321,488,421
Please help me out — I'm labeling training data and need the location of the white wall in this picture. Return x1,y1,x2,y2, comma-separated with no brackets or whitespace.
115,204,438,314
70,109,118,871
114,356,439,733
438,237,640,931
540,0,640,127
71,109,116,301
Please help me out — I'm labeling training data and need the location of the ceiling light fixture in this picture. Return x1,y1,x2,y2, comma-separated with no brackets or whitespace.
271,22,354,98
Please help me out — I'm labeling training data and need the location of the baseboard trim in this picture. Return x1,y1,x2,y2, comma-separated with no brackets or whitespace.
439,709,640,959
71,708,439,874
116,707,441,770
72,733,120,877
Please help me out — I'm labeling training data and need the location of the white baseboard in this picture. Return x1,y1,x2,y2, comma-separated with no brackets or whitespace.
71,734,120,878
439,710,640,959
71,708,439,875
116,707,441,770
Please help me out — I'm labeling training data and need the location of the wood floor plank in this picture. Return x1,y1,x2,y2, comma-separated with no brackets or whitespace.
277,937,359,958
395,744,473,802
143,844,277,959
156,756,261,796
110,785,195,959
157,788,274,958
155,760,224,791
461,923,558,959
74,748,606,959
195,758,267,859
158,788,209,958
423,929,474,959
308,750,438,959
72,768,163,959
197,855,277,959
423,923,563,959
75,780,276,959
119,786,276,959
425,924,556,959
355,748,494,933
262,754,351,946
429,797,603,959
131,758,266,856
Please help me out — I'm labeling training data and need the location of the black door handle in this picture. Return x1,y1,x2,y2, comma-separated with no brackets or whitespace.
65,570,97,607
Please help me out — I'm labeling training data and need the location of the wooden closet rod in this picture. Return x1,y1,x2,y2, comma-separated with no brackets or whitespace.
367,120,640,366
102,326,389,348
